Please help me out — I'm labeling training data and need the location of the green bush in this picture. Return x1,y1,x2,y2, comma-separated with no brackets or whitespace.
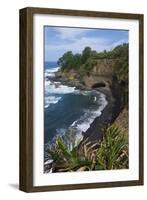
46,124,128,172
47,129,96,172
95,124,128,170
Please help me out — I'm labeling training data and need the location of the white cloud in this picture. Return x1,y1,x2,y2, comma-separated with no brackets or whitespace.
45,28,128,61
54,27,91,40
111,39,128,49
45,36,125,56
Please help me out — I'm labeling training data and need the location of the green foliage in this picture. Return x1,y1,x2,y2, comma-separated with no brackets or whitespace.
95,49,111,59
81,47,92,63
47,124,128,172
57,51,82,72
112,43,129,107
57,43,128,77
94,43,128,61
47,129,95,172
73,53,82,69
79,58,97,76
113,43,128,82
57,51,74,71
58,46,99,73
95,124,128,170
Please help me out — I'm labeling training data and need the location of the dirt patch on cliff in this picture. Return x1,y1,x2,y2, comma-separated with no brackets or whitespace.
114,108,128,134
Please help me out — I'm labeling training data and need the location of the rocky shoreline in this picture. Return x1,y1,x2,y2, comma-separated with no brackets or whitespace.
82,87,115,143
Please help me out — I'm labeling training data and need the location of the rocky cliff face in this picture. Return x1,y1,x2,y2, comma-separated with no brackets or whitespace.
55,59,117,89
92,59,115,76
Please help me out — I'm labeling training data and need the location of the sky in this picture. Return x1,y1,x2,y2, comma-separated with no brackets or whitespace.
44,26,128,62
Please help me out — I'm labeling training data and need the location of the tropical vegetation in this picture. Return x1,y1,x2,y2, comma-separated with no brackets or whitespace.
57,43,128,81
46,124,128,172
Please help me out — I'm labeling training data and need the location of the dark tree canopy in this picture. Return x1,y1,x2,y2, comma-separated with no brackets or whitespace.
81,47,92,64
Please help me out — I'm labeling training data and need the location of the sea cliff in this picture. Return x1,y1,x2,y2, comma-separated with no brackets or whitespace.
54,59,115,89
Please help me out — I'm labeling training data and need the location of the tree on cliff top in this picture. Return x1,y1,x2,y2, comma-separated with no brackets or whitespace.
57,43,129,79
81,47,92,64
57,51,74,71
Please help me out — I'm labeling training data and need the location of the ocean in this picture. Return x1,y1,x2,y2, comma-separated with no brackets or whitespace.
44,61,108,151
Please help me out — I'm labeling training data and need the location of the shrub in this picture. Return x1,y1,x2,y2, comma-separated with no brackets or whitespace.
46,124,128,172
95,124,128,170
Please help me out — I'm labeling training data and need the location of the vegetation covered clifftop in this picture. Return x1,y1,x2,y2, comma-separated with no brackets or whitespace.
56,43,128,108
57,44,128,80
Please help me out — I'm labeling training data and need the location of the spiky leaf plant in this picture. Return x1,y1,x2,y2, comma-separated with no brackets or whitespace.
46,124,128,172
95,124,128,170
47,129,96,172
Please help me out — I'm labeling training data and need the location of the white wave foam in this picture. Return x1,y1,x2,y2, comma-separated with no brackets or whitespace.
55,128,83,149
75,90,91,95
45,82,76,95
70,92,108,135
45,92,108,154
45,67,60,77
45,67,60,73
44,67,108,146
45,96,62,108
45,67,76,108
